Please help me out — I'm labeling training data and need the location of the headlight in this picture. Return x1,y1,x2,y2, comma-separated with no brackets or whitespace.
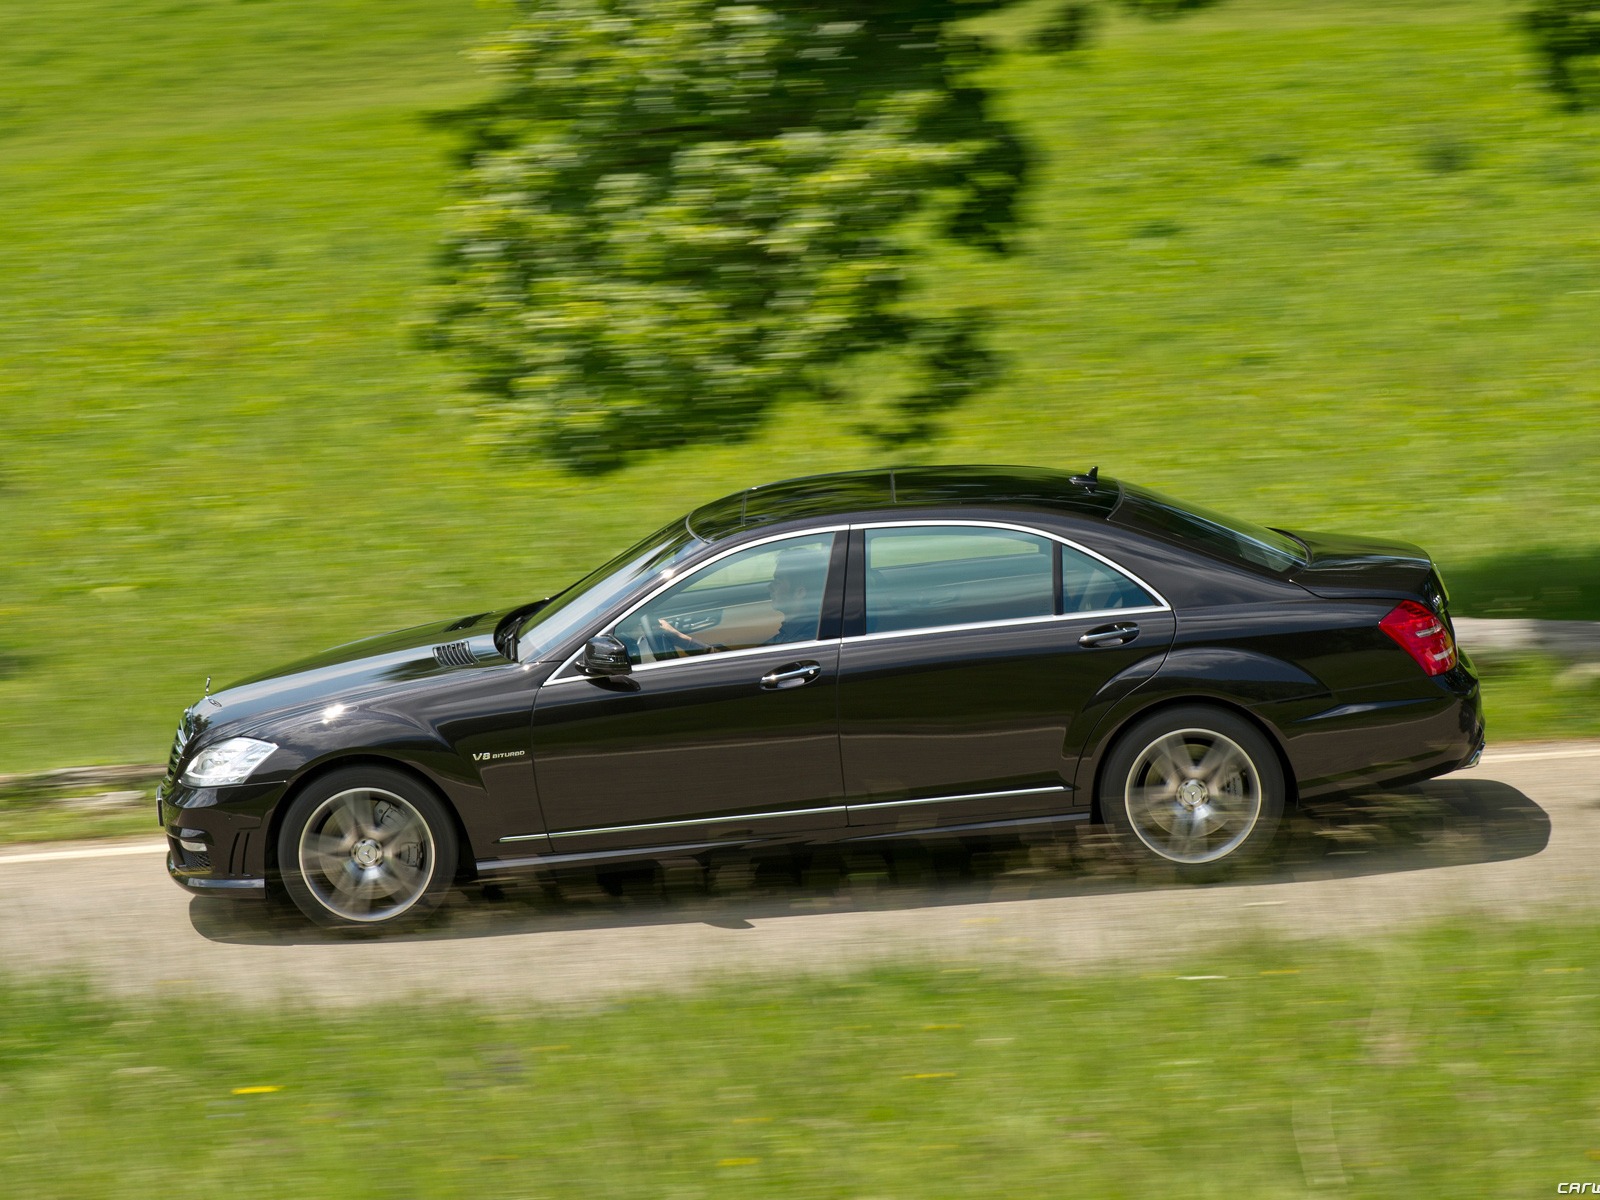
180,737,279,787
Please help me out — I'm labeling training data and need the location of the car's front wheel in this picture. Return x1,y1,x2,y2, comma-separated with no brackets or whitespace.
1099,706,1284,878
276,766,458,931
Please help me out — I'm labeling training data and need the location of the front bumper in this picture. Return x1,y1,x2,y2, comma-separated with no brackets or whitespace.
160,777,285,898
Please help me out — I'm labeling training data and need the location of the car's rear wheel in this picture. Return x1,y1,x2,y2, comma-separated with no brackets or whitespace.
277,766,458,931
1099,706,1284,878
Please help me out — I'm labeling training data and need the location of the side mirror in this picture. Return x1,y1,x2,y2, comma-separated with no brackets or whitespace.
580,634,632,677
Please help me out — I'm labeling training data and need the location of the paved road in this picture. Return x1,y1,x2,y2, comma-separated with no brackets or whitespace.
2,743,1597,1008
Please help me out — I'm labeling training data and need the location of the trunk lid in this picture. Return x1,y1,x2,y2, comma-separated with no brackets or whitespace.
1284,529,1448,611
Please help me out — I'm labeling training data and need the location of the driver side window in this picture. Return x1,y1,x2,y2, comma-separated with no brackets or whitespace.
612,533,836,665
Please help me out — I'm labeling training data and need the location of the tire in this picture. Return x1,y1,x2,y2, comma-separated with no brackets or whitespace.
1098,705,1285,880
276,766,459,931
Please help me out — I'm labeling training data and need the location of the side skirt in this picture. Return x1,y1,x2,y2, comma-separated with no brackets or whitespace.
473,810,1091,880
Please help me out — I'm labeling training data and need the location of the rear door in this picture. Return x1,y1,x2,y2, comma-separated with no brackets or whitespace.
838,521,1175,830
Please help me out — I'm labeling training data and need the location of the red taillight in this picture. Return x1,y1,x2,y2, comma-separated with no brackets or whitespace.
1380,600,1457,677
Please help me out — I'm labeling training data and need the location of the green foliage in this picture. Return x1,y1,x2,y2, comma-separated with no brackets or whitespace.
423,0,1028,472
1119,0,1225,19
1523,0,1600,105
1030,2,1098,53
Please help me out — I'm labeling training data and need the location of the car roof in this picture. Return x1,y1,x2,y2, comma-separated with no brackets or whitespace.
687,465,1120,542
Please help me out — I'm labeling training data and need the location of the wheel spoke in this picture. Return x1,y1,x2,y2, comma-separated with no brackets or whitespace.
303,832,350,864
384,847,427,893
324,858,364,897
1166,811,1197,856
367,867,410,901
377,812,425,848
347,870,388,909
1128,786,1177,830
1196,739,1245,785
345,792,378,836
1152,734,1194,782
1188,805,1219,839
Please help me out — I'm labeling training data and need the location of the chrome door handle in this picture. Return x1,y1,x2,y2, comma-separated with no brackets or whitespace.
760,661,822,690
1079,623,1139,648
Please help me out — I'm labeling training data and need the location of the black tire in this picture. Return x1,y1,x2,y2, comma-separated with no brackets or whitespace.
276,765,459,931
1098,705,1285,880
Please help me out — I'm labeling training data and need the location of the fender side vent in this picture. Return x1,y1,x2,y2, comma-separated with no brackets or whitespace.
433,641,477,669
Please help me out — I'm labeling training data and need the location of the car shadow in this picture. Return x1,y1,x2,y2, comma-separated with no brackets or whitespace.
189,776,1549,946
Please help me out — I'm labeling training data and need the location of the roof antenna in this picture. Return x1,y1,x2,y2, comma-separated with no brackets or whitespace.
1069,465,1099,491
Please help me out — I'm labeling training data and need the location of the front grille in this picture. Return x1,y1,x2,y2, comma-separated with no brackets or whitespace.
165,716,195,791
182,849,212,871
433,641,477,669
167,722,189,777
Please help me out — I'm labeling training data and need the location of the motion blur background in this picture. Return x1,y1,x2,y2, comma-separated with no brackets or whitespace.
2,0,1597,767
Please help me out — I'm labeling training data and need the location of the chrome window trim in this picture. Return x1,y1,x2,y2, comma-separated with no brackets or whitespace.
846,605,1170,645
499,783,1072,842
543,525,849,685
541,636,841,688
537,517,1170,687
854,518,1171,613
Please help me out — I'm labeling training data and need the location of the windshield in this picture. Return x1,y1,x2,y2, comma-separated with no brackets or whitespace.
516,519,707,662
1115,483,1307,573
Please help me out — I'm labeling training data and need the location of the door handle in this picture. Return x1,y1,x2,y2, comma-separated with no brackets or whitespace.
760,661,822,690
1079,623,1139,648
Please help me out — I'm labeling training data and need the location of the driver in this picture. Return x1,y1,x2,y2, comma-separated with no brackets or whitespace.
654,544,828,655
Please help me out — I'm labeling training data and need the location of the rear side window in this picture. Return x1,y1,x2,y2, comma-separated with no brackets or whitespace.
865,527,1053,634
1061,545,1156,612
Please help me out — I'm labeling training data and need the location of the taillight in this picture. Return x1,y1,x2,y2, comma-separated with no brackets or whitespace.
1379,600,1457,676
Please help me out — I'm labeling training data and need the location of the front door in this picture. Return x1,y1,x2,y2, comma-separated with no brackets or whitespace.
530,531,847,853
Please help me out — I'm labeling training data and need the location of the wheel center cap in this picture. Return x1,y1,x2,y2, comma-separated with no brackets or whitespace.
352,838,383,868
1178,779,1210,810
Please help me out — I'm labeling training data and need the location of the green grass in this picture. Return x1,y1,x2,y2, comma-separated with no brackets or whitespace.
1480,654,1600,742
5,917,1600,1196
2,0,1599,775
0,776,158,845
0,799,154,846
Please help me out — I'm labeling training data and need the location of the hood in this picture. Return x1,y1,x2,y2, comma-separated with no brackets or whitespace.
190,607,517,739
1284,529,1440,601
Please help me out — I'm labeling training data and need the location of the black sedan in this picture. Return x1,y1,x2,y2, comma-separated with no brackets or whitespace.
159,466,1483,929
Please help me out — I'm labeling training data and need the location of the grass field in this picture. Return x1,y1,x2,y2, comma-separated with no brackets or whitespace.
2,0,1598,775
3,916,1600,1197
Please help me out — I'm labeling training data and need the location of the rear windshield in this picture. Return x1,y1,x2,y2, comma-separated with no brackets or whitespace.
1114,483,1306,573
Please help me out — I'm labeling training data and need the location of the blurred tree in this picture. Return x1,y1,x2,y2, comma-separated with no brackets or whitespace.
422,0,1027,472
1523,0,1600,107
1118,0,1224,19
1030,2,1098,54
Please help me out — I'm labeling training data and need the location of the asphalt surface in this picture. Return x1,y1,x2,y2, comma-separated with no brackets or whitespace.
2,743,1597,1008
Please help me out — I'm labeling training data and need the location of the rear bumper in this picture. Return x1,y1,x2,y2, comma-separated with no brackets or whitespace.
1282,660,1484,800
